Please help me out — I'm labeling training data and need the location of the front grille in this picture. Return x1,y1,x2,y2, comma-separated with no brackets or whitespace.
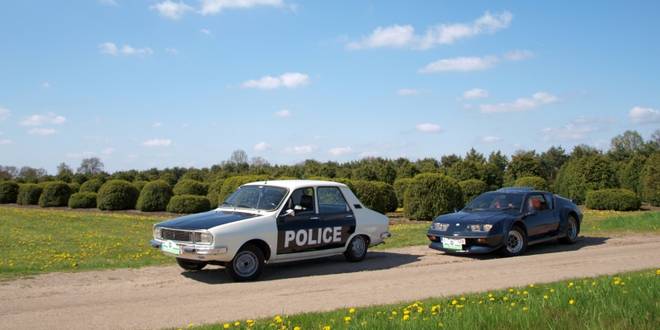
161,229,192,242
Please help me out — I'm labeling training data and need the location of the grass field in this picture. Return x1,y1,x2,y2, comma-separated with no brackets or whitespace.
1,206,658,279
191,269,660,330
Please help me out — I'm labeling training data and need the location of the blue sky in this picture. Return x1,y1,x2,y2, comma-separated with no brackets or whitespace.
1,0,659,173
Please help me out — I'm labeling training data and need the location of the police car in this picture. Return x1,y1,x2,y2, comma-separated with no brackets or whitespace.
151,180,391,281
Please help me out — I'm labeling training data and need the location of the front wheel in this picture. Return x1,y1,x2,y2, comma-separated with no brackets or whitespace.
500,226,527,257
176,258,207,271
560,215,579,244
226,245,265,282
344,235,368,262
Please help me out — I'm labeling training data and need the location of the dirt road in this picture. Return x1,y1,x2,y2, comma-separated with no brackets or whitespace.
2,235,659,330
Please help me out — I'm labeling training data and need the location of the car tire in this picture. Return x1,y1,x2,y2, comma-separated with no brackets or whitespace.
500,225,527,257
176,258,207,271
226,244,265,282
560,215,579,244
344,235,369,262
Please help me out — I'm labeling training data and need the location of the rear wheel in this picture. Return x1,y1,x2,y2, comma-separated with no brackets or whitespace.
500,226,527,257
226,244,265,282
344,235,368,262
176,258,207,271
560,215,579,244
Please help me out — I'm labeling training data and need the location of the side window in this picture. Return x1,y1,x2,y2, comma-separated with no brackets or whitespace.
527,194,548,211
285,187,315,214
543,193,554,209
317,187,350,214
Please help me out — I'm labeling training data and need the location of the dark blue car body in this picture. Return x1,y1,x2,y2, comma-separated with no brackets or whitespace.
427,187,582,255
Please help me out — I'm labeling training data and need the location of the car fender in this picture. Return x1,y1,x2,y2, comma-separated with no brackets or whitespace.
209,213,278,261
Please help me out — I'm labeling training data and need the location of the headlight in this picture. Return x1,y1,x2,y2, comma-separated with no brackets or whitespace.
193,231,214,245
432,223,449,231
467,224,493,232
153,226,162,239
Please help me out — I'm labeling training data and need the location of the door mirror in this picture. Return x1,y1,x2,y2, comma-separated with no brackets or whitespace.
282,209,295,217
293,205,304,211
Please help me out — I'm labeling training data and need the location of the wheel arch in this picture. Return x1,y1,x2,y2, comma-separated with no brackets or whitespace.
239,239,271,261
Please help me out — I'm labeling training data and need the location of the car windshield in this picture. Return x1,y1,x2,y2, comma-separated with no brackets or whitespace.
464,192,523,211
222,185,288,211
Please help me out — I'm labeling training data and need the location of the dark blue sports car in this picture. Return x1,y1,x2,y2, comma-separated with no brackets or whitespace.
427,187,582,256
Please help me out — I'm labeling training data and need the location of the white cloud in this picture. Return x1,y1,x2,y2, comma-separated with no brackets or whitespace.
481,136,501,143
242,72,310,90
347,11,512,50
151,1,193,20
200,0,284,15
152,122,163,128
416,123,442,133
462,88,489,100
254,142,271,151
397,88,420,96
28,128,57,136
285,145,316,155
504,49,534,61
328,146,353,156
420,56,498,73
142,138,172,147
99,42,153,56
200,28,212,35
20,112,66,126
541,117,600,142
0,139,12,145
0,106,10,121
629,106,660,124
101,147,115,155
275,109,291,117
479,92,558,113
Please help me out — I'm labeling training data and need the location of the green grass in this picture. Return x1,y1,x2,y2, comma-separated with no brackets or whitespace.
190,269,660,330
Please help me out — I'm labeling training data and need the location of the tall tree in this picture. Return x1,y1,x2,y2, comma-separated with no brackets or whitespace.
77,157,104,175
228,149,248,165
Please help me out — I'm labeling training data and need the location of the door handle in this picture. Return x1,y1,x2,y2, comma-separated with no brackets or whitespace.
345,215,354,218
310,216,320,220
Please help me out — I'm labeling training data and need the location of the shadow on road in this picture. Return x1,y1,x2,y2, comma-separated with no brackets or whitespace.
182,250,421,284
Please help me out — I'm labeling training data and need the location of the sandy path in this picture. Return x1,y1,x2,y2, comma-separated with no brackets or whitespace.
2,235,659,330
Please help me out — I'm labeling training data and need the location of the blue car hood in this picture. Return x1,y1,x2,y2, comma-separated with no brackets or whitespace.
434,210,518,224
156,210,258,230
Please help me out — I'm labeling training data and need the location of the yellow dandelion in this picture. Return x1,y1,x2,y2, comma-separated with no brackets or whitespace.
451,299,458,305
510,302,516,307
529,284,535,288
656,269,660,276
322,326,331,330
391,310,398,316
489,297,495,302
543,295,549,300
569,299,576,305
456,304,464,309
460,296,466,301
343,316,351,323
293,326,301,330
223,324,230,329
568,282,574,288
550,288,555,293
234,321,240,327
348,308,356,314
522,307,529,312
402,315,410,321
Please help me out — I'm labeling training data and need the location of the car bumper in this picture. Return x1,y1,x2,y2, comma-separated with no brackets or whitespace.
426,231,504,254
150,239,229,261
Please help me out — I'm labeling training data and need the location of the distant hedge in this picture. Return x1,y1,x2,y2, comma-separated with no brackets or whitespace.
206,178,225,208
136,180,173,212
404,173,463,220
173,179,208,196
97,180,139,210
68,192,97,209
393,178,413,208
0,181,20,204
640,153,660,206
39,181,72,207
68,182,81,193
340,179,397,213
133,180,148,193
167,195,211,214
218,175,269,202
555,155,618,204
80,178,104,193
585,189,641,211
513,176,548,191
458,179,488,204
17,183,43,205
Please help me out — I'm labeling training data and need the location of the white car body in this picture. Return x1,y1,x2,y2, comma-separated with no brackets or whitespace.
151,180,390,264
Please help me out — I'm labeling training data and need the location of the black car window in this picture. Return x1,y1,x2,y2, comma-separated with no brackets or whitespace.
285,187,316,214
543,193,554,209
466,192,523,211
317,187,349,214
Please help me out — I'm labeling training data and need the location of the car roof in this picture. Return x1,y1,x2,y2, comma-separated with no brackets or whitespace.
242,180,348,190
496,187,551,194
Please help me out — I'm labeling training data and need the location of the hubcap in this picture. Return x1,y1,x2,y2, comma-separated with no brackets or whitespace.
351,237,366,256
234,251,258,277
506,230,524,254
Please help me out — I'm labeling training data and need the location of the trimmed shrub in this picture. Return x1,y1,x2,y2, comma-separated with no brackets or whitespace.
554,155,618,204
137,180,173,212
80,178,104,193
68,182,81,193
640,153,660,206
393,178,413,208
337,179,397,213
404,173,463,220
17,183,43,205
458,179,488,204
206,178,225,208
514,176,548,191
173,179,208,196
133,180,148,193
585,189,641,211
97,180,139,210
39,181,72,207
68,192,97,209
218,175,269,202
0,181,20,203
619,154,646,197
167,195,211,214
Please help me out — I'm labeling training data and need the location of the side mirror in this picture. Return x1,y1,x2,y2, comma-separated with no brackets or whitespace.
293,205,304,211
282,209,295,217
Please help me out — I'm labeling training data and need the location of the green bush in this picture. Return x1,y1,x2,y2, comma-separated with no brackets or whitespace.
17,183,43,205
619,154,646,197
133,180,148,193
404,173,463,220
173,179,208,196
393,178,413,208
458,179,488,204
97,180,139,210
68,192,97,209
0,181,20,203
218,175,269,202
136,180,173,212
38,181,72,207
206,178,225,208
338,179,397,213
80,178,104,193
166,195,211,214
640,153,660,206
554,155,618,204
68,182,80,193
585,189,641,211
513,176,548,191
